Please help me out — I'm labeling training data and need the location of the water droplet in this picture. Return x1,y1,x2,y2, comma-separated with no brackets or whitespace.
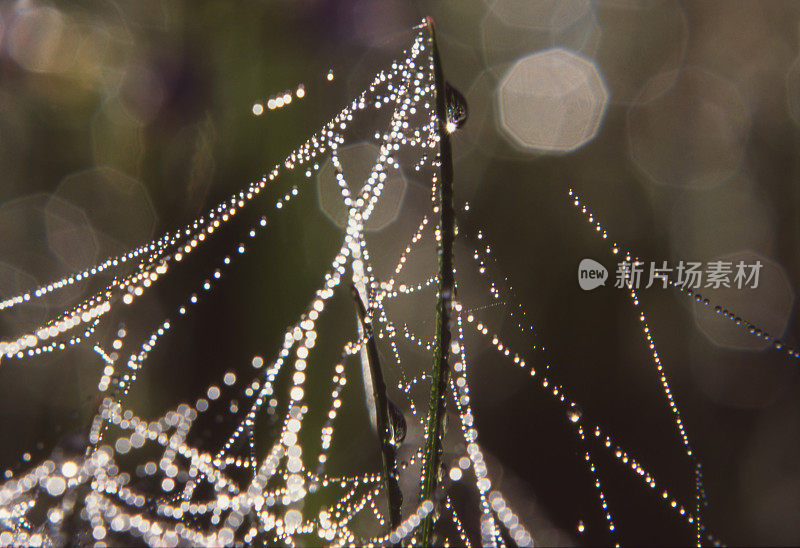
567,404,583,423
388,399,406,445
445,82,468,132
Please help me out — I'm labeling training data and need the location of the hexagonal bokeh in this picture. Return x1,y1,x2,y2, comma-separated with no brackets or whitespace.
0,260,48,336
481,6,600,70
498,48,608,152
488,0,592,32
44,196,99,271
669,177,775,262
316,142,407,231
627,67,751,188
120,56,167,126
53,166,157,256
7,5,77,75
0,262,38,304
594,0,688,105
693,251,795,351
0,194,95,309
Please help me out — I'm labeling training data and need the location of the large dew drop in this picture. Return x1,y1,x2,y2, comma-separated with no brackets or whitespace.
567,404,583,423
445,82,468,132
388,399,407,446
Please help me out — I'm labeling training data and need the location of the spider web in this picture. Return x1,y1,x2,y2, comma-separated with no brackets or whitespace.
0,18,795,548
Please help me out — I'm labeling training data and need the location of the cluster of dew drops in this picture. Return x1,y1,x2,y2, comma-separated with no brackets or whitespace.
0,21,528,548
0,17,791,548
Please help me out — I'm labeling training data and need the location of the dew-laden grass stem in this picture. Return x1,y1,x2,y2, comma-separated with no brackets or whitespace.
420,15,456,547
351,285,403,532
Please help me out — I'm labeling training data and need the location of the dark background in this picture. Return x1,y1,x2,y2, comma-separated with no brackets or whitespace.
0,0,798,545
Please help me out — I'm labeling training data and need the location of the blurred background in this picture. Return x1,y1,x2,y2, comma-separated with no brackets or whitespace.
0,0,798,545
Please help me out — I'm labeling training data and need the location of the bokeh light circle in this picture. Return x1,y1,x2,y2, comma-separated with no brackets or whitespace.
627,67,751,188
7,6,76,74
488,0,592,32
480,6,600,70
498,48,608,152
53,167,157,255
593,0,688,105
693,251,794,352
669,178,775,262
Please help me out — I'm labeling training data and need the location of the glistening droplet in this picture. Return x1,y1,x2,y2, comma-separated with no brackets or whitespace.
388,399,407,445
445,82,468,132
567,404,583,423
